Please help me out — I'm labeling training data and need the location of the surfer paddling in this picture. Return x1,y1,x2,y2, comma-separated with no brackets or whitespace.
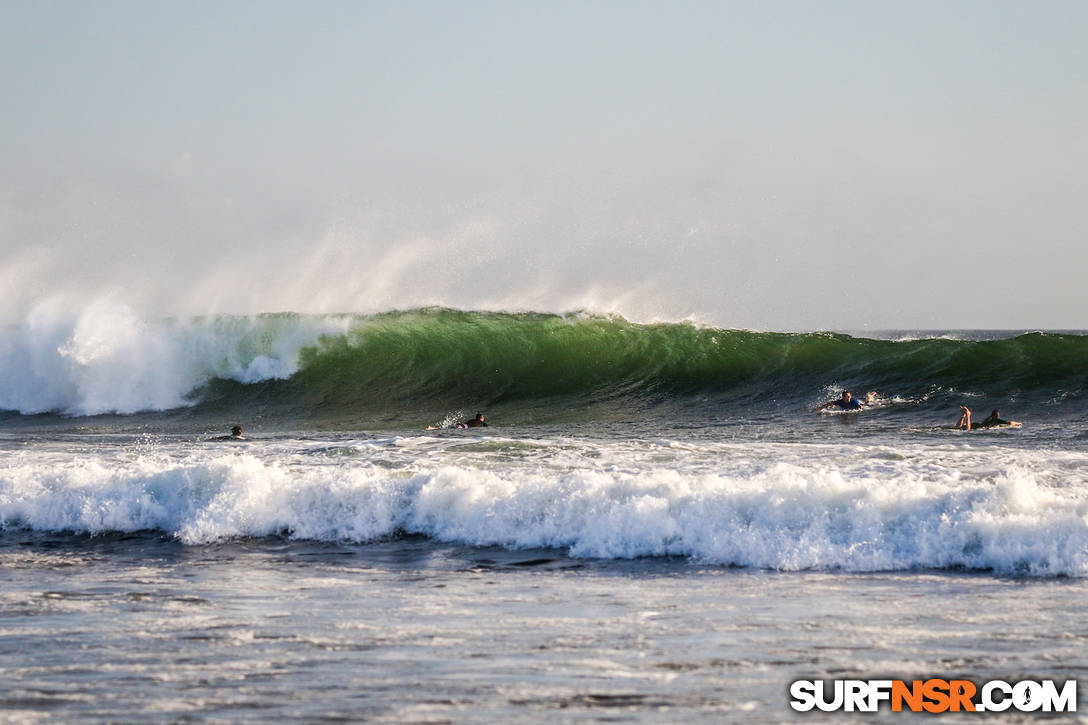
209,425,245,441
426,412,488,430
955,406,1021,430
816,390,877,412
458,413,487,428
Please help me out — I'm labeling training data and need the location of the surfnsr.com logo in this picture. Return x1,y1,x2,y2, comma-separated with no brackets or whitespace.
789,679,1077,713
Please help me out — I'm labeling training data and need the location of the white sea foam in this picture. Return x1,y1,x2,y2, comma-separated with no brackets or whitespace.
3,439,1087,576
0,298,352,415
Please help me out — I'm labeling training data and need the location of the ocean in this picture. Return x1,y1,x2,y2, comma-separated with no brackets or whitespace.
2,307,1087,722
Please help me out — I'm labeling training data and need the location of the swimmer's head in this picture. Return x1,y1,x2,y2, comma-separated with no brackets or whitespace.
231,425,243,437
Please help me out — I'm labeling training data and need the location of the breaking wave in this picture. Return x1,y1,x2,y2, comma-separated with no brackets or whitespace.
1,303,1085,421
2,445,1087,576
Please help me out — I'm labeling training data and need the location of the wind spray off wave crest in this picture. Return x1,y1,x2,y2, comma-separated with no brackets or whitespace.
0,297,353,416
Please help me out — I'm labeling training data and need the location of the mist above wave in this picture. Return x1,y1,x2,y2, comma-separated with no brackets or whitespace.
0,297,353,416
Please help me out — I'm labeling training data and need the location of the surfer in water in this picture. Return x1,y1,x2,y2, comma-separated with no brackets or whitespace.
210,425,245,441
816,390,877,412
955,407,1021,430
458,413,488,428
426,413,488,430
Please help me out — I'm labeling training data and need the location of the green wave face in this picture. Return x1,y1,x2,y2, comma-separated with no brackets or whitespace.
217,309,1086,425
5,307,1082,427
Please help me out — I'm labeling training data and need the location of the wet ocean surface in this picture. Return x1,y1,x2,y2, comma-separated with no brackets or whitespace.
4,533,1088,723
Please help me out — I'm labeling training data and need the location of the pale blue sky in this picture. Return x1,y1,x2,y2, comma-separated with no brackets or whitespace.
2,0,1086,328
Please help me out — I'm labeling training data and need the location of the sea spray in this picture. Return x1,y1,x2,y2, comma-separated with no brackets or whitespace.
0,299,353,415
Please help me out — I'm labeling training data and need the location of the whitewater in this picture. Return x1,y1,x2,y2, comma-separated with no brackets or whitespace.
4,434,1088,576
2,304,1087,722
